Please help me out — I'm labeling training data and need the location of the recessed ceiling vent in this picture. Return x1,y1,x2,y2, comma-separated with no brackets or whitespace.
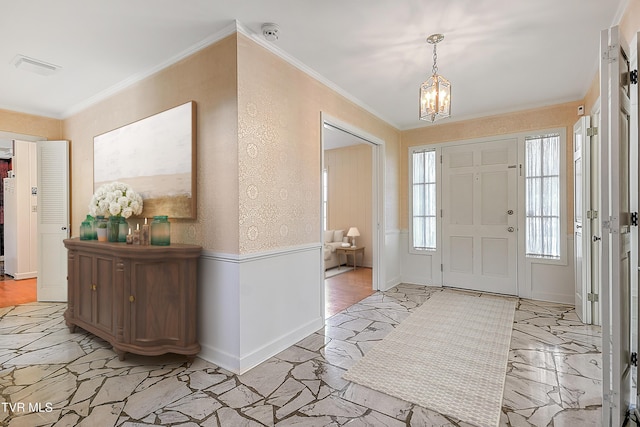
12,54,61,76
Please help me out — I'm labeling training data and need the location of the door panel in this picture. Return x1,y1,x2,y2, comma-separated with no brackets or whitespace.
600,26,632,426
574,116,591,323
36,140,69,302
442,139,518,295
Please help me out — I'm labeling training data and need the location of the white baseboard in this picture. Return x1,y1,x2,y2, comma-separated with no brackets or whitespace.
8,271,37,280
238,316,323,374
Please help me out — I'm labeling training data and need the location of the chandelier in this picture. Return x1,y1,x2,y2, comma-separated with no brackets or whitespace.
419,34,451,122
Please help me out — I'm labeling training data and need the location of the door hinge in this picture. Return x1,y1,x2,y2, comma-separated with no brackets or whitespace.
440,154,443,164
586,127,598,137
631,69,638,85
440,263,443,272
587,293,599,303
631,212,638,227
603,45,618,63
587,210,598,219
631,352,638,367
604,391,615,405
440,209,443,218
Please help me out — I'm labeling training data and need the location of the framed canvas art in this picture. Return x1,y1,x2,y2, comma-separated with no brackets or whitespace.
93,101,196,219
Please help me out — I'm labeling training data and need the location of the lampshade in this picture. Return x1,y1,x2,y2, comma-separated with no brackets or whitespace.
347,227,360,237
419,34,451,122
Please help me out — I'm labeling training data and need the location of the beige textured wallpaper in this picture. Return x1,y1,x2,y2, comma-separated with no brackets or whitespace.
325,144,373,266
237,37,319,253
0,109,62,140
237,33,401,254
63,35,240,253
60,31,400,255
401,101,582,230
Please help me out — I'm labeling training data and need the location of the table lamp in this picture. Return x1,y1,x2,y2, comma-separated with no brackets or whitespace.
347,227,360,248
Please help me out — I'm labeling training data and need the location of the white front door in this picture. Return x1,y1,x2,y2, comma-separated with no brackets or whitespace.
441,138,518,295
600,26,632,426
36,140,69,302
574,116,592,323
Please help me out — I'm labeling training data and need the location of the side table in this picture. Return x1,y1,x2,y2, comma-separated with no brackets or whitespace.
336,246,365,271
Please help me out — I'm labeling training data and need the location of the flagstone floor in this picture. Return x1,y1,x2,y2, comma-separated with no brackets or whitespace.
1,284,602,426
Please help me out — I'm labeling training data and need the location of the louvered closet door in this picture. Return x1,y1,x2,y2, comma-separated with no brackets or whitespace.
37,140,69,302
441,139,518,295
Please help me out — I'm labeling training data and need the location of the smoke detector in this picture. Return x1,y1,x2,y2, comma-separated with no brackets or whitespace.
262,23,280,41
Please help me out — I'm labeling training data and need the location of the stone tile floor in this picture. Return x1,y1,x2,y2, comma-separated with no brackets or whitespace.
0,284,602,426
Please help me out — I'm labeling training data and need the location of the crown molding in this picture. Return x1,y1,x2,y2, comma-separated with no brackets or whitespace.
61,19,396,128
61,21,240,118
235,22,397,129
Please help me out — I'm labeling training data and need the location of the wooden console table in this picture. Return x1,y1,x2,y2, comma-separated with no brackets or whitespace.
63,238,201,361
336,246,365,270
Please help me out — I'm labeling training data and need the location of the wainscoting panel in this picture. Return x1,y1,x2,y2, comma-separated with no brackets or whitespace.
197,253,241,372
526,236,575,304
399,231,441,286
197,244,324,374
384,230,402,290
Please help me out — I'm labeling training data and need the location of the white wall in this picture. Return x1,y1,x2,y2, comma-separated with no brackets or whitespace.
198,244,324,374
384,230,402,290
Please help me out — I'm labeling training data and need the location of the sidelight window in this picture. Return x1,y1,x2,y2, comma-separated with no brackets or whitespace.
411,149,437,251
525,133,561,259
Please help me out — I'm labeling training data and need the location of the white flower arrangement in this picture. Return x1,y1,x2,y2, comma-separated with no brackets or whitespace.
89,182,143,218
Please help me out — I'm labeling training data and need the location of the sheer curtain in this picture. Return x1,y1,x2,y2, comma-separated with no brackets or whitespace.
412,150,436,250
525,134,560,258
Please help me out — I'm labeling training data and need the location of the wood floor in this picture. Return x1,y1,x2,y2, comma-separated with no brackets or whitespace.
0,276,37,308
325,267,374,317
0,269,372,317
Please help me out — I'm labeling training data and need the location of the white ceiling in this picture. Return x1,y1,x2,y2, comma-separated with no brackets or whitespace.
0,0,627,131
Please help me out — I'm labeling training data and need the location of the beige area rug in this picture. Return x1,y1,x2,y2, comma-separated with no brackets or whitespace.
343,290,517,427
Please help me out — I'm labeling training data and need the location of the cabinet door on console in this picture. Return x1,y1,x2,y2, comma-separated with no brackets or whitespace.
129,260,184,347
76,253,94,325
94,256,114,334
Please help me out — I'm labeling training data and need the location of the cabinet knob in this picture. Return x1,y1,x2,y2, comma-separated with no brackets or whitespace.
91,284,97,291
129,295,135,303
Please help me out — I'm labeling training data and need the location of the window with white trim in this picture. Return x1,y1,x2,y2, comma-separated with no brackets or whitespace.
411,149,437,250
525,133,561,259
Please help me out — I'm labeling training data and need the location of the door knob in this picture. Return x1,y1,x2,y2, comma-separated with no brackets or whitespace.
507,210,514,215
507,227,515,232
593,235,601,242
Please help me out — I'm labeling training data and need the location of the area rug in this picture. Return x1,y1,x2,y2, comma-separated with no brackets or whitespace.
325,266,353,279
343,290,516,427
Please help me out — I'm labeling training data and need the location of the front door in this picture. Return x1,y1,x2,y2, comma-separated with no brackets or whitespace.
441,138,518,295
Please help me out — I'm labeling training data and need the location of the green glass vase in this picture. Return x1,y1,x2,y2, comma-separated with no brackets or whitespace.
107,217,120,242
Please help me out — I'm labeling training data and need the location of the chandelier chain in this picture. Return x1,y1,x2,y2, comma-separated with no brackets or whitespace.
432,43,438,75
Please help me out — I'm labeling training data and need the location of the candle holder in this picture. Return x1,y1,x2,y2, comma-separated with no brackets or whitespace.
133,225,141,245
141,218,150,246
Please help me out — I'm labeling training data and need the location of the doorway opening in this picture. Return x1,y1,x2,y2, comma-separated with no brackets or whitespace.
320,114,385,318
